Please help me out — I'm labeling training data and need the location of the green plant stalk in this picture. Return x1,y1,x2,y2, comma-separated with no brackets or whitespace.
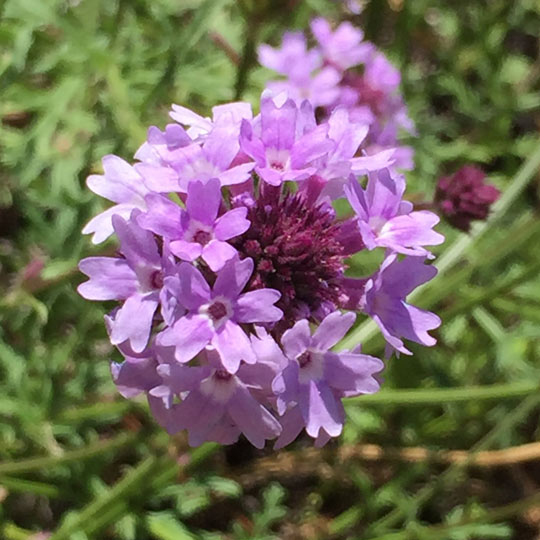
345,381,538,406
49,455,160,540
2,523,33,540
374,490,540,540
0,432,137,476
444,259,540,319
55,400,136,423
366,394,540,536
0,475,60,498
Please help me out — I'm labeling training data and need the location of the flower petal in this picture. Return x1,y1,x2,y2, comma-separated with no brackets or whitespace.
158,314,213,362
78,257,137,300
235,289,283,323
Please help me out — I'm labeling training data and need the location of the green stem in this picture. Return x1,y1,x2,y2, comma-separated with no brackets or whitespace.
0,432,136,476
367,395,540,535
375,491,540,540
345,381,538,406
0,475,60,498
234,4,260,100
49,455,160,540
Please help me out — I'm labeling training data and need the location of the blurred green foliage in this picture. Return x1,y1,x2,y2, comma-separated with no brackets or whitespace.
1,0,540,538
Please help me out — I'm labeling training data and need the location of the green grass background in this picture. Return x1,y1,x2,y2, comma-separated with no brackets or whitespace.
1,0,540,538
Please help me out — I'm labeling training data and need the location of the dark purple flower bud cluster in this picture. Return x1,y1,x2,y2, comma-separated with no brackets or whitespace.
258,18,416,171
435,165,500,232
79,90,443,449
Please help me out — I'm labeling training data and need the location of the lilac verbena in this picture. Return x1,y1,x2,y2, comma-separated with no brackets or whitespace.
258,17,415,171
435,165,500,232
78,90,443,449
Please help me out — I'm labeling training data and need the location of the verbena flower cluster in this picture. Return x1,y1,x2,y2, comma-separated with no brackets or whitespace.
435,165,500,232
78,89,443,449
258,18,416,171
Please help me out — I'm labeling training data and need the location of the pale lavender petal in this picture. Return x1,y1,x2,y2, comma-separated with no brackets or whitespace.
323,352,383,393
281,319,311,359
110,293,159,353
212,320,255,372
256,167,286,186
158,315,213,362
212,102,253,126
177,263,211,308
204,416,241,445
260,97,297,150
82,203,142,244
214,207,250,241
350,149,395,174
290,125,333,168
111,357,161,399
78,257,137,300
174,391,225,441
378,211,444,253
213,257,253,299
378,255,438,298
403,305,441,347
86,173,139,205
239,120,266,166
273,406,304,449
156,364,209,393
170,240,203,262
235,289,282,323
134,163,180,192
227,385,281,448
138,194,184,239
272,361,300,415
366,169,404,219
299,381,343,438
218,162,256,186
112,214,160,267
170,105,212,135
312,311,356,351
201,240,237,271
186,178,221,224
203,127,239,171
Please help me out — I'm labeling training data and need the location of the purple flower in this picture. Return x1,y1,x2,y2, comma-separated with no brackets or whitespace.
311,17,374,70
154,350,282,448
82,155,151,244
363,254,441,355
345,169,444,257
435,165,500,231
307,107,395,199
258,18,416,172
79,214,174,352
272,311,383,446
134,124,192,165
170,101,253,141
135,126,255,193
259,32,321,80
138,178,250,271
240,95,334,186
158,257,282,373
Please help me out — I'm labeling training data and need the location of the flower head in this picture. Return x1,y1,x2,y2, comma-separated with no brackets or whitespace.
435,165,500,231
79,88,442,449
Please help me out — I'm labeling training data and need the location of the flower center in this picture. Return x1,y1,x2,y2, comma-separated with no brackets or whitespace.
193,229,212,245
150,270,164,289
298,351,312,368
207,301,228,322
214,369,232,381
232,191,348,334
